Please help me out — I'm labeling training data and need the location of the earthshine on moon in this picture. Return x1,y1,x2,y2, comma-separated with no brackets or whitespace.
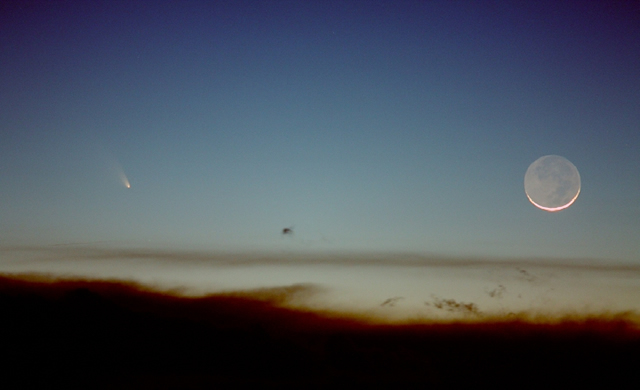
524,155,581,212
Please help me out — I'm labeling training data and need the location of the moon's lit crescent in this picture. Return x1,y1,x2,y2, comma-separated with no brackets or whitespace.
525,186,580,212
524,155,581,212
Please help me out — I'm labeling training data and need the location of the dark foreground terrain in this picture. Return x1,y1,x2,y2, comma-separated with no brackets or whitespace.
1,274,638,388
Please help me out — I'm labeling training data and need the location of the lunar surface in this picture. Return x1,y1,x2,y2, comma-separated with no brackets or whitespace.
524,155,581,212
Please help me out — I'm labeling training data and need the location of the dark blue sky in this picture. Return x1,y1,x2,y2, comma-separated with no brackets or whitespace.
1,0,639,261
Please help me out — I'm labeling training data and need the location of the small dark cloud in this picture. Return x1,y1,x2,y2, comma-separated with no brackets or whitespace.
516,268,536,282
486,284,507,299
380,297,404,307
426,295,481,316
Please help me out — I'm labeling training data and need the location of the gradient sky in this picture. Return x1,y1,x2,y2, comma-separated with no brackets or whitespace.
1,0,639,262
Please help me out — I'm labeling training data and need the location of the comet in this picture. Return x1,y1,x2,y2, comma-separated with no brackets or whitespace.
108,156,131,189
119,170,131,189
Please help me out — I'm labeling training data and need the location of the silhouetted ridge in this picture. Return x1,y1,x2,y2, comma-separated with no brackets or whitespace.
1,274,637,387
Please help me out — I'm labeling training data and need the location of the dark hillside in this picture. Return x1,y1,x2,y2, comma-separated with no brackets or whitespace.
1,275,637,388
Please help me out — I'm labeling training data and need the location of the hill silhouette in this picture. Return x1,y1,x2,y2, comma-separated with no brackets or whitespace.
1,274,638,387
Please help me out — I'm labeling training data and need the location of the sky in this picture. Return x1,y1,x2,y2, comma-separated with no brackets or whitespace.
1,0,639,267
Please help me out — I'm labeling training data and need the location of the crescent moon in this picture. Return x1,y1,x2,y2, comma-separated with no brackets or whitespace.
524,155,581,212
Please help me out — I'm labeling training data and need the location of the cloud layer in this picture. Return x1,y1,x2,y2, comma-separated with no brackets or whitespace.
2,245,640,322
